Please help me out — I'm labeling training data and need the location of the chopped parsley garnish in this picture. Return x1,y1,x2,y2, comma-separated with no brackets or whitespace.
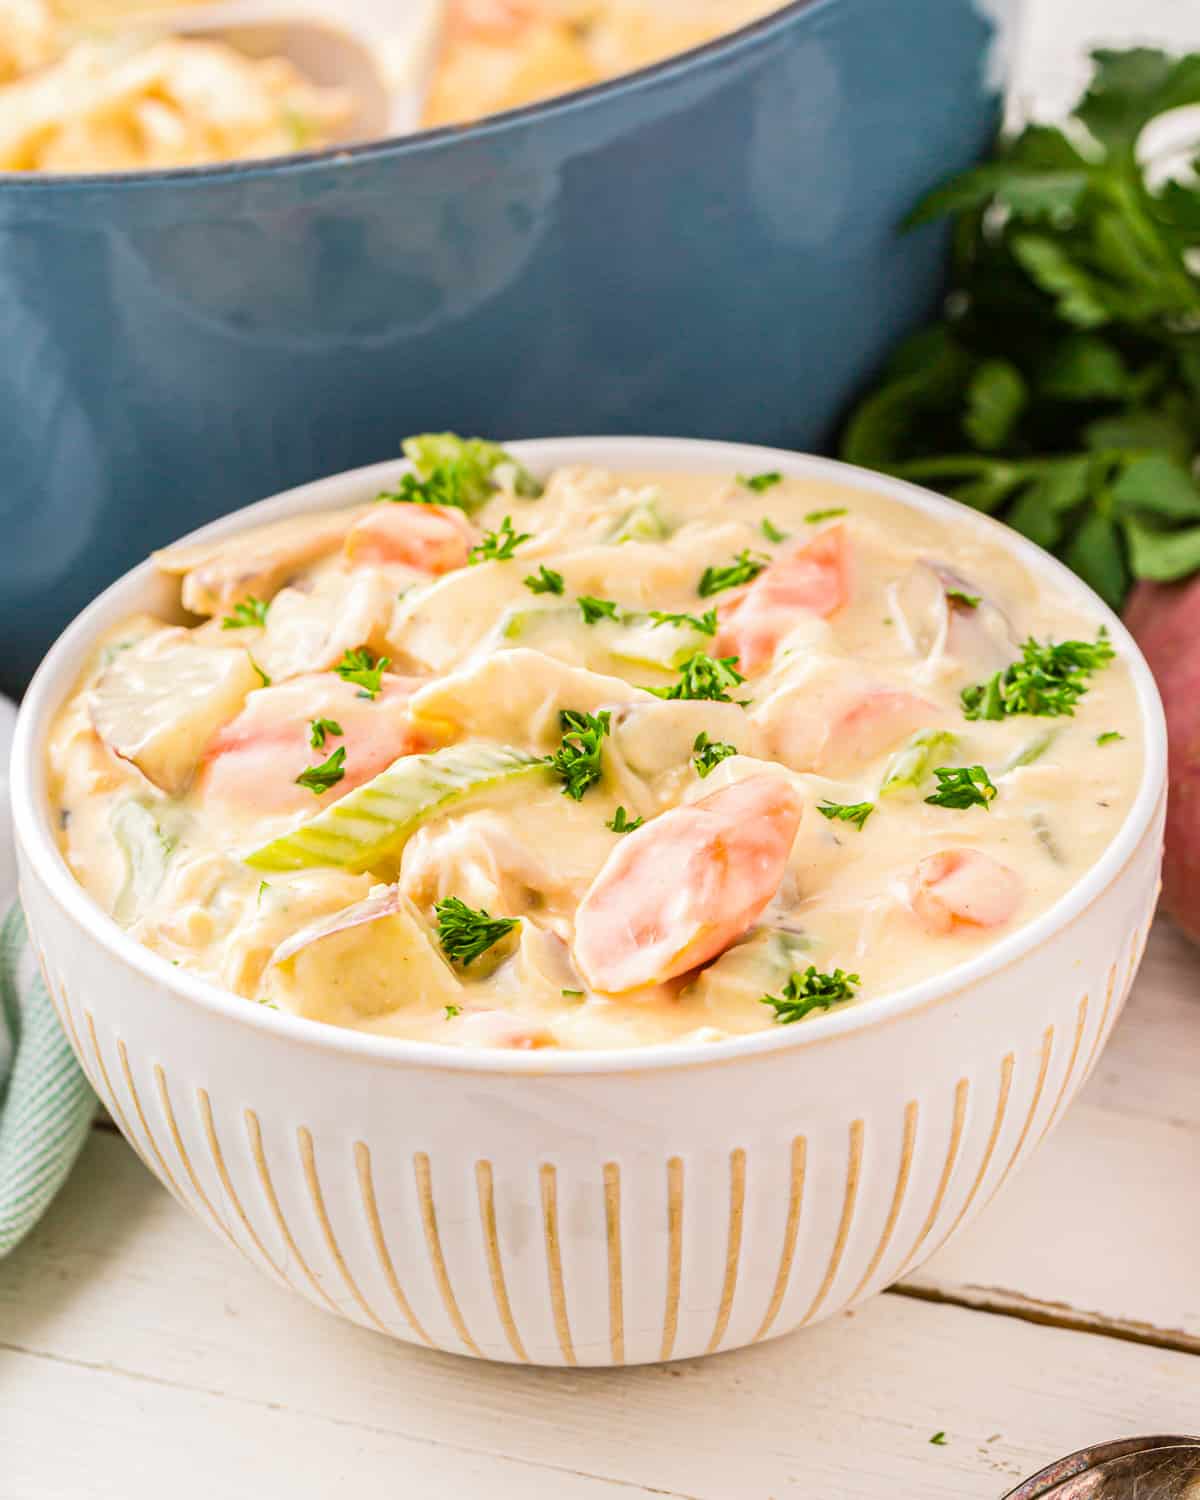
578,595,621,626
444,1004,461,1019
649,608,718,635
946,589,981,608
221,596,268,630
760,517,788,543
698,549,768,597
524,564,564,595
805,507,847,524
924,765,998,810
606,805,644,833
335,646,389,699
248,655,271,688
380,433,541,511
561,987,584,998
693,731,737,777
434,897,520,968
761,966,860,1024
1097,730,1124,746
930,1432,948,1447
651,652,746,703
470,515,532,563
257,880,269,904
295,745,346,795
738,471,782,493
309,717,343,749
817,800,874,830
961,631,1114,720
548,709,610,800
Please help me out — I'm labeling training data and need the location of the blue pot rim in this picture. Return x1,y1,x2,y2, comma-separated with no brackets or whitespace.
0,0,851,191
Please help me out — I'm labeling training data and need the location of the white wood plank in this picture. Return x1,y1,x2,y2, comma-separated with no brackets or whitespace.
0,1353,634,1500
4,1130,1200,1500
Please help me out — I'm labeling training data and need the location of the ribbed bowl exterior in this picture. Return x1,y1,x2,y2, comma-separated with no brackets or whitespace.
17,804,1161,1366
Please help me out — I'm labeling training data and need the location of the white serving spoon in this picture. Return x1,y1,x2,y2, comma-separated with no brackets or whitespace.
80,0,449,142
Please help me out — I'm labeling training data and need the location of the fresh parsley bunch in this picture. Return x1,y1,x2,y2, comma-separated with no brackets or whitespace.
841,49,1200,610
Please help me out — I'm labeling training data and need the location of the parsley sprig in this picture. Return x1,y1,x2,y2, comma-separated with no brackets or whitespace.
761,967,860,1024
698,550,768,597
738,471,781,493
548,709,610,800
335,646,389,699
470,515,532,564
924,765,998,810
961,631,1114,720
840,49,1200,610
434,897,520,967
295,746,346,795
693,731,737,777
761,517,788,543
606,805,644,833
578,595,621,625
649,608,718,635
379,433,541,512
805,507,847,524
309,717,343,749
221,597,268,630
524,565,564,595
650,652,746,703
817,800,875,830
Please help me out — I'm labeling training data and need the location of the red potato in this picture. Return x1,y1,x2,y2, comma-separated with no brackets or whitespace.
572,774,803,993
343,504,475,573
715,525,852,674
905,848,1023,937
1126,577,1200,941
201,672,428,815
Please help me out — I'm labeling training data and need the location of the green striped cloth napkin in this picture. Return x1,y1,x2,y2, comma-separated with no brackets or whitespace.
0,699,95,1256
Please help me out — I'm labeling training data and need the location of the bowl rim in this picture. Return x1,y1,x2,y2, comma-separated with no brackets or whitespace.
0,0,827,191
11,435,1168,1076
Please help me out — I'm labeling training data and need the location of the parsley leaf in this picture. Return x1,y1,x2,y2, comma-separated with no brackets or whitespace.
693,731,737,777
698,550,768,597
924,765,998,810
381,433,541,511
945,588,981,608
838,51,1200,612
548,709,610,800
470,515,532,563
761,967,860,1024
650,652,746,703
606,805,644,833
295,745,346,795
817,799,875,830
444,1003,462,1019
334,646,389,699
761,517,789,543
248,656,271,688
434,896,519,967
648,608,718,635
221,597,269,630
961,632,1114,720
738,471,782,493
309,717,343,749
578,595,621,626
805,507,847,523
1097,730,1124,745
524,565,564,595
930,1432,948,1447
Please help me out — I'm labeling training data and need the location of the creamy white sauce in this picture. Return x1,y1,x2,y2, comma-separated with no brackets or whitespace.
49,461,1143,1050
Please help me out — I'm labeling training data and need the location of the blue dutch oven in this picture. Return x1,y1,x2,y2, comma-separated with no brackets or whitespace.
0,0,1016,692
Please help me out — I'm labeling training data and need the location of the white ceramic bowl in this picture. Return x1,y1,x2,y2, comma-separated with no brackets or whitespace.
11,438,1167,1367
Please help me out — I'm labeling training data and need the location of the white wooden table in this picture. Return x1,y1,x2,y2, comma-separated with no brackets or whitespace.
5,4,1200,1495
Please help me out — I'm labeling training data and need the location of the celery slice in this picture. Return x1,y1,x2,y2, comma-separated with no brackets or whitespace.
879,729,958,796
245,743,550,873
